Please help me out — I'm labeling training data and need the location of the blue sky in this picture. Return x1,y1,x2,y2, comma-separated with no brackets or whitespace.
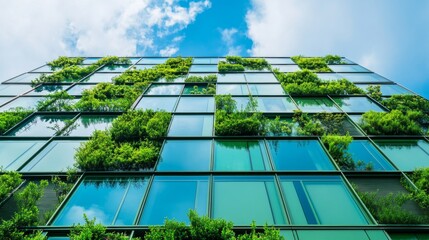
1,0,428,98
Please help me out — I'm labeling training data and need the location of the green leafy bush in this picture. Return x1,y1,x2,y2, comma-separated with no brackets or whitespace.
359,110,422,135
0,107,32,135
0,171,23,202
47,56,84,70
218,56,270,72
74,130,115,170
381,95,429,125
324,55,344,64
407,168,429,209
189,84,216,94
218,62,245,72
37,91,75,111
276,70,363,95
366,85,382,102
185,74,217,83
74,83,146,111
291,56,332,72
321,134,355,170
264,116,293,136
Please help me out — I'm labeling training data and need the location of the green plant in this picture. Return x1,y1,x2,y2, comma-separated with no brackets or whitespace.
291,56,332,72
185,74,217,83
0,107,32,135
218,62,245,72
265,116,293,136
366,85,382,102
51,169,79,203
218,56,270,72
292,110,325,136
359,110,422,135
0,171,23,202
321,134,355,170
323,55,344,64
47,56,85,70
74,130,115,170
189,84,216,95
407,168,429,209
381,95,429,125
37,91,75,111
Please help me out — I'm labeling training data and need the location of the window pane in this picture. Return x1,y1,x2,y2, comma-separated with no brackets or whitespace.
21,140,84,172
135,97,177,112
297,230,388,240
375,140,429,171
0,97,13,106
82,57,101,64
268,140,334,170
97,64,131,73
81,73,120,83
214,140,271,171
347,140,395,171
193,58,219,64
333,97,385,112
168,115,213,136
329,65,370,72
340,73,391,83
295,97,341,112
272,65,301,72
176,97,214,113
245,73,279,83
0,97,44,111
53,177,148,226
389,233,429,240
30,65,53,73
217,84,249,95
137,57,167,64
212,176,287,225
0,140,46,170
132,64,156,70
317,73,343,81
139,176,208,225
265,58,294,64
66,84,96,95
0,84,33,95
145,84,183,95
66,115,116,136
218,73,246,83
257,97,297,112
8,115,75,137
189,65,217,72
6,73,46,83
157,140,211,171
356,84,412,96
27,85,65,96
249,84,285,95
280,176,369,225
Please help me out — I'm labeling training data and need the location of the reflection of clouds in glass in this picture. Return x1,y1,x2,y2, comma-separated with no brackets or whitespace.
147,85,183,95
65,205,108,225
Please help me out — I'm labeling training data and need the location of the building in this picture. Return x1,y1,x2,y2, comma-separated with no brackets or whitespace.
0,56,428,239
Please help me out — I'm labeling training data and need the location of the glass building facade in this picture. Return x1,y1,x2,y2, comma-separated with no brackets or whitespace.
0,56,428,239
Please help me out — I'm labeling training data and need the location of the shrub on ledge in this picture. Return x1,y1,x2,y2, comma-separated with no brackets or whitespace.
359,110,422,135
218,56,270,72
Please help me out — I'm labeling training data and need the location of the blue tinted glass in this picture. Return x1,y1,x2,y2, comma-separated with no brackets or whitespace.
329,65,370,72
245,73,279,83
272,65,301,72
97,65,131,73
193,58,219,64
168,115,213,136
139,176,208,225
375,140,429,171
53,177,148,226
316,73,343,81
339,73,391,83
218,73,246,83
82,73,120,83
176,97,214,112
249,84,285,95
295,98,341,112
257,97,297,112
189,65,217,72
267,140,334,170
0,140,46,171
356,84,412,96
135,97,177,112
347,140,395,171
333,97,385,112
0,84,33,95
27,85,66,96
66,85,96,95
137,58,167,64
157,140,211,171
0,97,44,111
8,115,75,137
133,65,157,70
145,84,183,95
6,73,46,83
0,97,13,106
66,115,116,136
265,58,294,64
217,84,249,95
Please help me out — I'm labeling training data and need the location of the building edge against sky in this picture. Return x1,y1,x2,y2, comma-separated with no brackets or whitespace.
0,56,429,239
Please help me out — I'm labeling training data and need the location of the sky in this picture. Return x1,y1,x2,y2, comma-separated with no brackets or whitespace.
1,0,428,97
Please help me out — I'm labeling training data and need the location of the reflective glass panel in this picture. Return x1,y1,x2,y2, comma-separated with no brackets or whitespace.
6,73,46,83
317,73,343,81
168,115,213,136
217,84,249,95
245,73,279,83
297,230,389,240
66,115,116,136
81,73,120,83
8,115,75,136
214,140,271,171
0,97,44,111
333,97,385,112
0,84,33,95
257,97,297,112
329,65,370,72
192,58,219,64
27,85,65,96
346,140,395,171
132,65,156,70
176,97,214,112
97,65,130,73
265,58,294,64
0,140,46,170
53,177,148,226
272,65,301,72
145,84,183,95
218,73,246,83
139,176,208,225
66,85,96,95
295,97,341,112
356,84,412,96
249,84,285,95
375,140,429,171
339,73,391,83
135,97,177,112
31,65,53,72
267,140,334,170
137,58,167,64
189,65,217,72
157,140,211,171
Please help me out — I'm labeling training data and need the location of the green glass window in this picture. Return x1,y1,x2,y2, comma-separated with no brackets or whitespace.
145,84,183,95
0,84,33,95
268,140,334,170
168,115,213,136
212,176,287,225
0,140,46,170
375,140,429,171
295,97,341,112
245,73,279,83
333,97,385,112
21,140,84,172
182,84,211,95
257,97,297,112
53,177,148,226
339,73,391,83
175,97,214,113
272,65,300,72
157,140,211,171
297,230,389,240
356,84,412,96
81,73,119,83
266,58,294,64
139,176,208,225
137,58,167,64
329,65,370,72
6,73,45,83
135,97,178,112
28,85,65,96
189,65,217,72
317,73,343,81
217,84,249,95
249,84,285,95
8,115,75,137
347,140,395,171
65,115,116,136
280,176,369,225
66,84,96,95
214,140,271,171
218,73,246,83
389,233,429,240
97,64,130,73
0,97,44,111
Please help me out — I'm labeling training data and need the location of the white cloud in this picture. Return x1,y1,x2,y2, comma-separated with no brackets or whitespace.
159,46,179,56
221,28,242,55
0,0,210,81
246,0,429,97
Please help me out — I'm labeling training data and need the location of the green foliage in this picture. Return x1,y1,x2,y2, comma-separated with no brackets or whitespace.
407,168,429,209
0,107,32,135
185,74,217,83
75,130,115,170
47,56,85,70
381,95,429,125
355,189,427,224
359,110,422,135
0,171,23,202
37,91,75,111
264,116,293,136
323,55,344,64
112,141,159,170
51,169,79,203
189,84,216,94
74,83,146,111
292,110,325,136
291,56,332,72
366,85,382,102
218,56,270,72
33,56,131,85
215,95,265,136
145,210,283,240
321,134,355,170
113,57,192,84
276,69,363,95
69,215,137,240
